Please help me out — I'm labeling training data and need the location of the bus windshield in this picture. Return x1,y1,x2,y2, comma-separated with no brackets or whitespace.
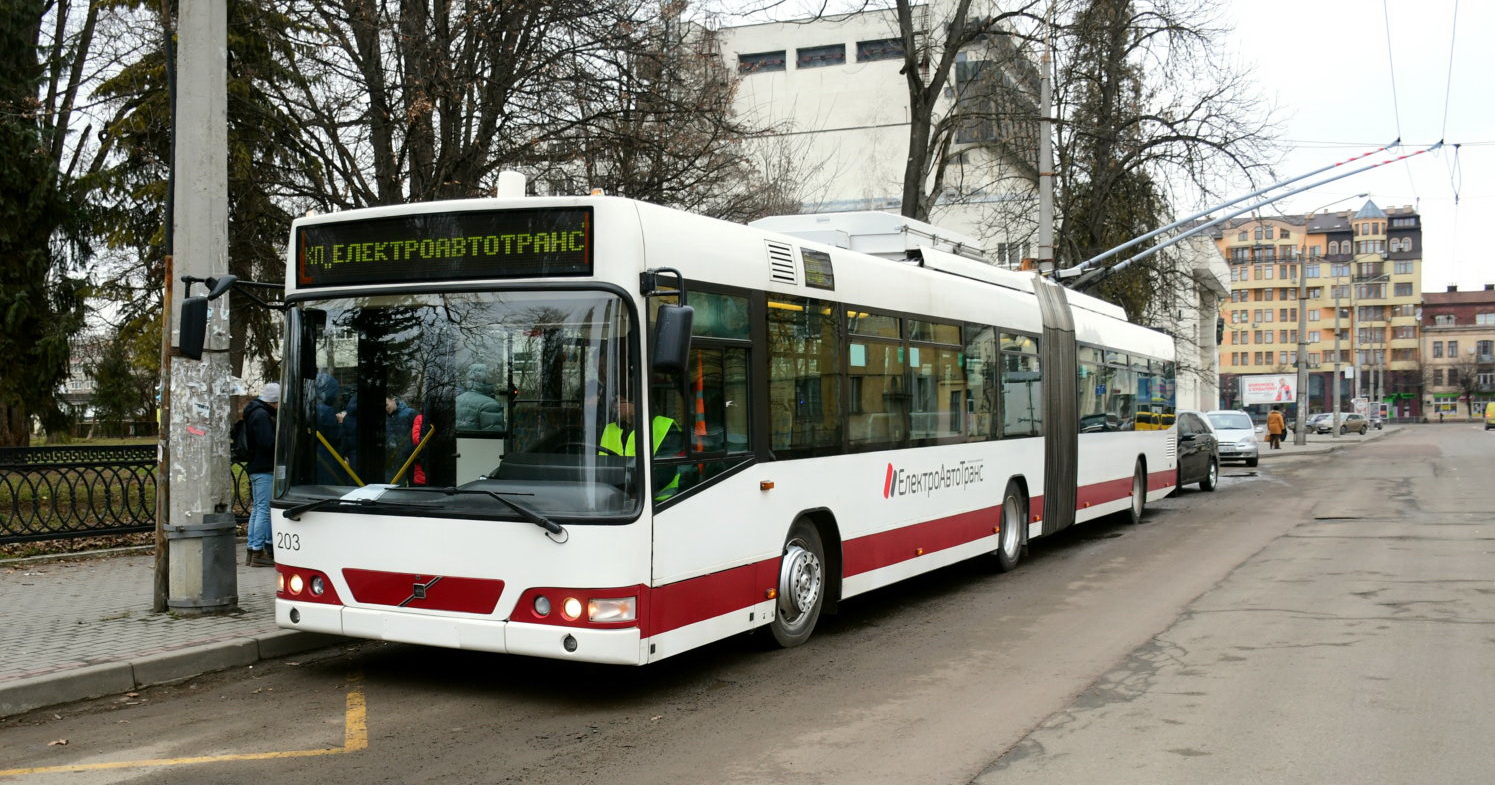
277,289,640,520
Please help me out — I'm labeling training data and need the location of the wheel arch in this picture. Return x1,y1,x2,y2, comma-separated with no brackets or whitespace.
793,507,842,614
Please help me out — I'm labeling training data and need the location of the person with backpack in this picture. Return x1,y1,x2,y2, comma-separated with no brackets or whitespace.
244,383,280,567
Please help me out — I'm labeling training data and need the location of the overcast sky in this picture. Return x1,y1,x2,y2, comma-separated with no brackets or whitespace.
1222,0,1492,292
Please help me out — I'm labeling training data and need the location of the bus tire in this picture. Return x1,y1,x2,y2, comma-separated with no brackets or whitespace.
1126,460,1147,525
993,481,1026,573
770,519,826,648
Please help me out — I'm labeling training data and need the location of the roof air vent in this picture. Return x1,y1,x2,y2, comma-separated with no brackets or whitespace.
767,241,798,285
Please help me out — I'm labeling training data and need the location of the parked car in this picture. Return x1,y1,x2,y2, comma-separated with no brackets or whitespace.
1173,410,1219,492
1299,411,1368,435
1206,409,1259,467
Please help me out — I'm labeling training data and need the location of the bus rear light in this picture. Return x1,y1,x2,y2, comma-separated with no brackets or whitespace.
533,596,552,617
587,597,636,623
276,565,342,605
561,597,584,621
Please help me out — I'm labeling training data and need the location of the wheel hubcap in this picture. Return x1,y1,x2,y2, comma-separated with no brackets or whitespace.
779,543,822,624
1003,496,1022,557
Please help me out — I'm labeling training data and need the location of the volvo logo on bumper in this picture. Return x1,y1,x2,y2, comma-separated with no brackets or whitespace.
399,576,443,606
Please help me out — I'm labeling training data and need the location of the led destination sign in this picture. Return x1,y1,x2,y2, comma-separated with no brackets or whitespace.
296,207,592,287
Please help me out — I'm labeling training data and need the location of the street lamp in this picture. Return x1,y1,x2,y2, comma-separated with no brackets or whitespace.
1295,194,1365,445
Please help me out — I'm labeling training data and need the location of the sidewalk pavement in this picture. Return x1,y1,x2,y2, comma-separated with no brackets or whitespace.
0,549,344,718
1254,421,1401,458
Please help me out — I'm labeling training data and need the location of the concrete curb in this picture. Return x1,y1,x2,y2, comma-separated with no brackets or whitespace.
0,630,349,719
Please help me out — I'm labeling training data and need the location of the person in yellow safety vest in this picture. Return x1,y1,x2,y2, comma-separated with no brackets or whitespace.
599,396,684,500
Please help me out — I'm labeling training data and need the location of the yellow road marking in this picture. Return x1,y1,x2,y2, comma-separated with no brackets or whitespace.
0,673,368,777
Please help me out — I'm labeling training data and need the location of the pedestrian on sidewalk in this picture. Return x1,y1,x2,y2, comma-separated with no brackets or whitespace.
1267,405,1286,450
245,382,280,567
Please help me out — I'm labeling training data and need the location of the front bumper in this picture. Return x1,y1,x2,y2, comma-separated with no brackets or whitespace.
277,599,646,665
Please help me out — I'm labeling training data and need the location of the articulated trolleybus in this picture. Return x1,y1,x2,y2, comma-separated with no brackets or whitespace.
272,182,1178,664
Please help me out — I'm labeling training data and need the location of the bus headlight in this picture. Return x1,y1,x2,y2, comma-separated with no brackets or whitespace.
588,597,636,623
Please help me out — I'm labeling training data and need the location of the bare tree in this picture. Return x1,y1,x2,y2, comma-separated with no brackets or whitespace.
1058,0,1275,318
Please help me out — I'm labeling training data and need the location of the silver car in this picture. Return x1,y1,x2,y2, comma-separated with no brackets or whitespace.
1206,410,1260,467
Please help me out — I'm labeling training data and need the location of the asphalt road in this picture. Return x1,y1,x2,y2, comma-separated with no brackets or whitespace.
3,424,1491,784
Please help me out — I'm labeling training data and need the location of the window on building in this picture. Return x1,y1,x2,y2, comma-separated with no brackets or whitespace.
1237,230,1248,241
1281,229,1291,239
1433,368,1444,385
1331,263,1351,277
1394,260,1413,274
1309,287,1323,299
1263,266,1274,279
1254,227,1263,240
1434,314,1456,326
1393,282,1412,297
856,38,904,61
739,51,787,73
1449,340,1459,356
1309,246,1322,258
1479,340,1494,361
1476,313,1495,325
1448,369,1460,386
1265,227,1275,239
797,44,846,68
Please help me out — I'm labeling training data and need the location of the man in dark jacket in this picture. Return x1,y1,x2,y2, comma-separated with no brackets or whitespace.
245,383,280,567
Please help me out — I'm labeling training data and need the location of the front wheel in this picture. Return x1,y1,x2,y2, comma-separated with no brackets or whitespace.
993,481,1026,572
1339,425,1347,435
769,519,826,648
1245,456,1259,468
1200,458,1219,492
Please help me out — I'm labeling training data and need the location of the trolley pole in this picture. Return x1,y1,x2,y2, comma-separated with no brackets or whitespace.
158,0,237,615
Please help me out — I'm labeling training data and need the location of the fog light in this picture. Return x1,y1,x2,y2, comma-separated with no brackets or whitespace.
563,634,578,652
310,575,326,596
587,597,636,623
533,595,552,617
289,574,305,595
561,596,583,621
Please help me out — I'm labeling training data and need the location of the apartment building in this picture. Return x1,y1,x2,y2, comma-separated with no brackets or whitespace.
1421,286,1495,420
1214,201,1424,419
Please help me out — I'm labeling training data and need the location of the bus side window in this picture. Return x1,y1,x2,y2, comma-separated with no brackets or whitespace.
653,344,752,496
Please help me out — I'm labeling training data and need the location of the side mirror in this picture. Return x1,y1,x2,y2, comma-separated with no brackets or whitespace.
179,297,209,360
298,309,327,380
651,304,694,375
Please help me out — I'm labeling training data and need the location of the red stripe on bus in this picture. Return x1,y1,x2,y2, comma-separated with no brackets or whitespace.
638,471,1161,637
843,506,1001,576
645,560,777,636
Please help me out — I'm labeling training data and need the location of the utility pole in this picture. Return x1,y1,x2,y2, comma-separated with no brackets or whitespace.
1035,16,1054,273
158,1,237,615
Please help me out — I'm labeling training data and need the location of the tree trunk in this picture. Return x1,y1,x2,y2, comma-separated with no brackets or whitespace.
0,402,31,448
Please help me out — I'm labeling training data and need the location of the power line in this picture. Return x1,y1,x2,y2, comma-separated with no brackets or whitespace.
1381,0,1403,140
1441,0,1460,140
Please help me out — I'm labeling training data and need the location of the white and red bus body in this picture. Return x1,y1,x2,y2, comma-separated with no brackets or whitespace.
273,194,1177,664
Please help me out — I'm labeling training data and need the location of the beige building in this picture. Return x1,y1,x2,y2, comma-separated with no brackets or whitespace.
1421,286,1495,420
1213,201,1424,419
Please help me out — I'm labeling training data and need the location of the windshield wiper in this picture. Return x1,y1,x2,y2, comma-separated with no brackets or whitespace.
395,486,569,543
281,484,440,521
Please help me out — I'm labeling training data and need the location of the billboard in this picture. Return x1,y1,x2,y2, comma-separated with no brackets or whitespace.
1240,374,1296,406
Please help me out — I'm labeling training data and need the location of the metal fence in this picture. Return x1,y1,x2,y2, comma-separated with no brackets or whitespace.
0,446,250,545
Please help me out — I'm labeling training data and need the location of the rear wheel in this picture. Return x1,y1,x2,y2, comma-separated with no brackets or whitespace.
1126,461,1147,525
993,481,1026,572
1200,458,1219,492
769,519,826,648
